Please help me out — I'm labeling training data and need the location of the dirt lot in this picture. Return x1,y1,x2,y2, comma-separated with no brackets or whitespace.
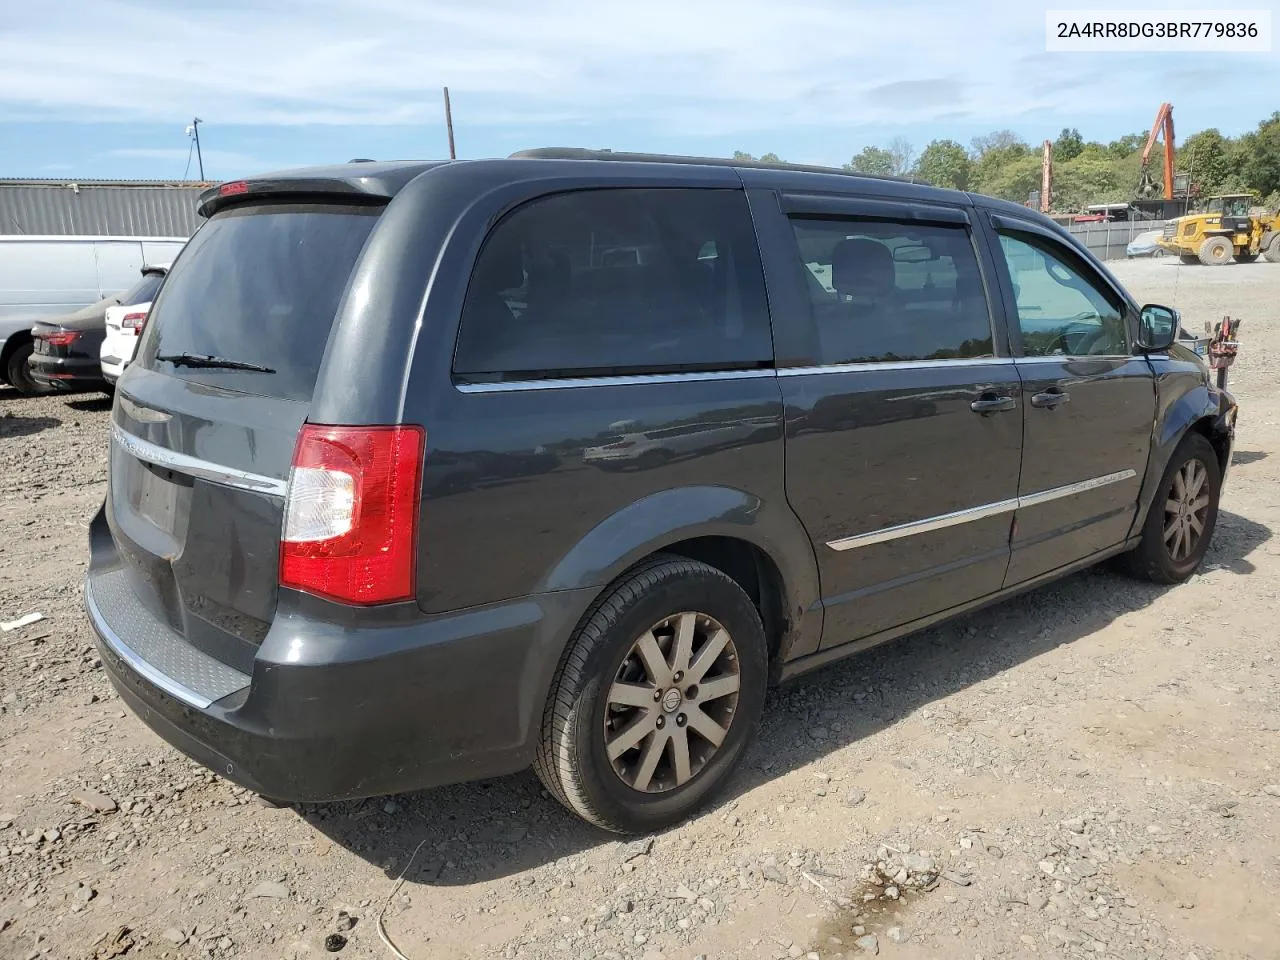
2,257,1279,960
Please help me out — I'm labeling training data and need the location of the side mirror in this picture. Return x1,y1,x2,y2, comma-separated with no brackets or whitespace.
1138,303,1178,351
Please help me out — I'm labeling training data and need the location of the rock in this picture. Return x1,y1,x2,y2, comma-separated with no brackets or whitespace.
1039,860,1057,876
249,881,290,899
217,937,234,950
844,788,867,807
788,947,804,959
856,934,879,954
887,926,905,943
620,838,653,862
884,885,900,899
333,911,357,932
941,871,971,886
1062,817,1086,834
74,792,118,814
76,884,96,903
762,863,787,884
1263,785,1280,797
209,843,230,857
1146,824,1163,835
985,844,1004,859
901,853,935,874
42,828,61,843
162,928,186,945
1009,725,1026,738
673,883,697,902
324,933,347,952
383,801,400,814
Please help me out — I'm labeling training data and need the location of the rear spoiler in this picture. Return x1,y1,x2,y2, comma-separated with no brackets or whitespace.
197,178,392,218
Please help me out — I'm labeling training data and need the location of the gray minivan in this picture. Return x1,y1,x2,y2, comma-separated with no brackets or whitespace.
0,235,186,393
86,153,1236,834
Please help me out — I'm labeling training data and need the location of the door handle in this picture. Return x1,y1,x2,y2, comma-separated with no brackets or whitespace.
1031,389,1071,409
970,396,1017,415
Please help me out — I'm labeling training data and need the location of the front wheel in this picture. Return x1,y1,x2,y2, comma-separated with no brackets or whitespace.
1120,433,1221,584
534,556,768,834
1198,236,1234,266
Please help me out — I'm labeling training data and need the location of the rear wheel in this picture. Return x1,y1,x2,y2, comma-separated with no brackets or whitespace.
4,338,47,396
1120,433,1220,584
534,556,768,834
1198,236,1234,266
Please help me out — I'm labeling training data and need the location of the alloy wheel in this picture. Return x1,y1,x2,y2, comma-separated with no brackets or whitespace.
603,612,741,793
1164,458,1210,562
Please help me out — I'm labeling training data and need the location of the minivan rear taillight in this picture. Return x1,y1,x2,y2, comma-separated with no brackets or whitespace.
280,424,425,605
122,311,148,334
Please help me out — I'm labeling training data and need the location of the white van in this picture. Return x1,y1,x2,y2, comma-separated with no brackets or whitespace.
0,235,186,394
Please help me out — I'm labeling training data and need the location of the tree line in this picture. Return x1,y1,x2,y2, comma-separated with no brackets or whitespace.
733,111,1280,211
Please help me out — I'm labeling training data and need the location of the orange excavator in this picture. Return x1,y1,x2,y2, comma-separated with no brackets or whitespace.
1137,102,1175,200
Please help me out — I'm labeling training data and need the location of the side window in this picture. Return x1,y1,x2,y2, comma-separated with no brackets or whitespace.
453,189,772,380
996,232,1128,357
788,217,994,365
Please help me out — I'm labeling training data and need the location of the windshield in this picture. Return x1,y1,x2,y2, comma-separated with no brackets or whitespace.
136,203,379,402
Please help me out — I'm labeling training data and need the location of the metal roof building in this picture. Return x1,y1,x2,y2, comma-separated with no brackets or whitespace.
0,179,213,237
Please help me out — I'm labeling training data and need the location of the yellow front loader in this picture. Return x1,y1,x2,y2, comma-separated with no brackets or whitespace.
1157,194,1280,265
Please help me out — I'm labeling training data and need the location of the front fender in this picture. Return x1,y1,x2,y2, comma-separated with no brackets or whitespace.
1134,359,1234,534
539,484,823,662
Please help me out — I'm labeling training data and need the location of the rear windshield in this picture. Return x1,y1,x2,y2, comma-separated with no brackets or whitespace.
136,203,379,401
119,272,165,306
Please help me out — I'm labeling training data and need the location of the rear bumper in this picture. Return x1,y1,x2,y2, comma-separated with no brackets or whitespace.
29,353,105,389
85,505,595,800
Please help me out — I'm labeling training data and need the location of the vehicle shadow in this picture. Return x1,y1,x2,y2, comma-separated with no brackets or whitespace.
0,415,61,439
1232,449,1268,466
300,509,1271,887
65,395,113,413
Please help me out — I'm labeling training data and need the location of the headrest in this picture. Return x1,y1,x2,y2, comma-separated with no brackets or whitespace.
831,238,895,299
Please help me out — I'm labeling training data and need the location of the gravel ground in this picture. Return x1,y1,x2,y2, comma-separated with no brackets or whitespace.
2,258,1279,960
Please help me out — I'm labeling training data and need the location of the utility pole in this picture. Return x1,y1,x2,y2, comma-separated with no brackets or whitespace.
191,117,205,180
442,87,456,160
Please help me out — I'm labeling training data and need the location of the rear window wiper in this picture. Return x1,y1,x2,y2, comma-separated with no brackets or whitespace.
156,352,276,373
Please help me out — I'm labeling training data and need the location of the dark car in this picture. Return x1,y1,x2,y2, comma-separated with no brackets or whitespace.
85,151,1237,835
28,267,168,394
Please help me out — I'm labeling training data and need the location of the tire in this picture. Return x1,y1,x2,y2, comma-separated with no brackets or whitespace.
1265,236,1280,264
1179,254,1198,265
1151,248,1165,258
1197,236,1234,266
1235,253,1258,264
4,338,48,396
1120,432,1221,584
534,555,768,834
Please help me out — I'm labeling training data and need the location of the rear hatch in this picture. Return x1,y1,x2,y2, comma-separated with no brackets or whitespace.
105,201,380,672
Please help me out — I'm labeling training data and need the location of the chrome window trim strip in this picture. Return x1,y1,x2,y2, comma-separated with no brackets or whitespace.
454,369,777,393
1014,354,1136,364
111,422,288,498
826,468,1139,551
86,586,216,710
778,357,1013,377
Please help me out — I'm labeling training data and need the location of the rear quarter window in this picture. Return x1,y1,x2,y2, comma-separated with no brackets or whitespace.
452,188,773,380
136,203,379,402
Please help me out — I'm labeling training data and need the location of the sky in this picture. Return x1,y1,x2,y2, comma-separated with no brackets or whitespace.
1,0,1277,181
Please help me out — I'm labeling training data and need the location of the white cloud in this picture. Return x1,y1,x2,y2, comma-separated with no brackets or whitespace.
1,0,1274,139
